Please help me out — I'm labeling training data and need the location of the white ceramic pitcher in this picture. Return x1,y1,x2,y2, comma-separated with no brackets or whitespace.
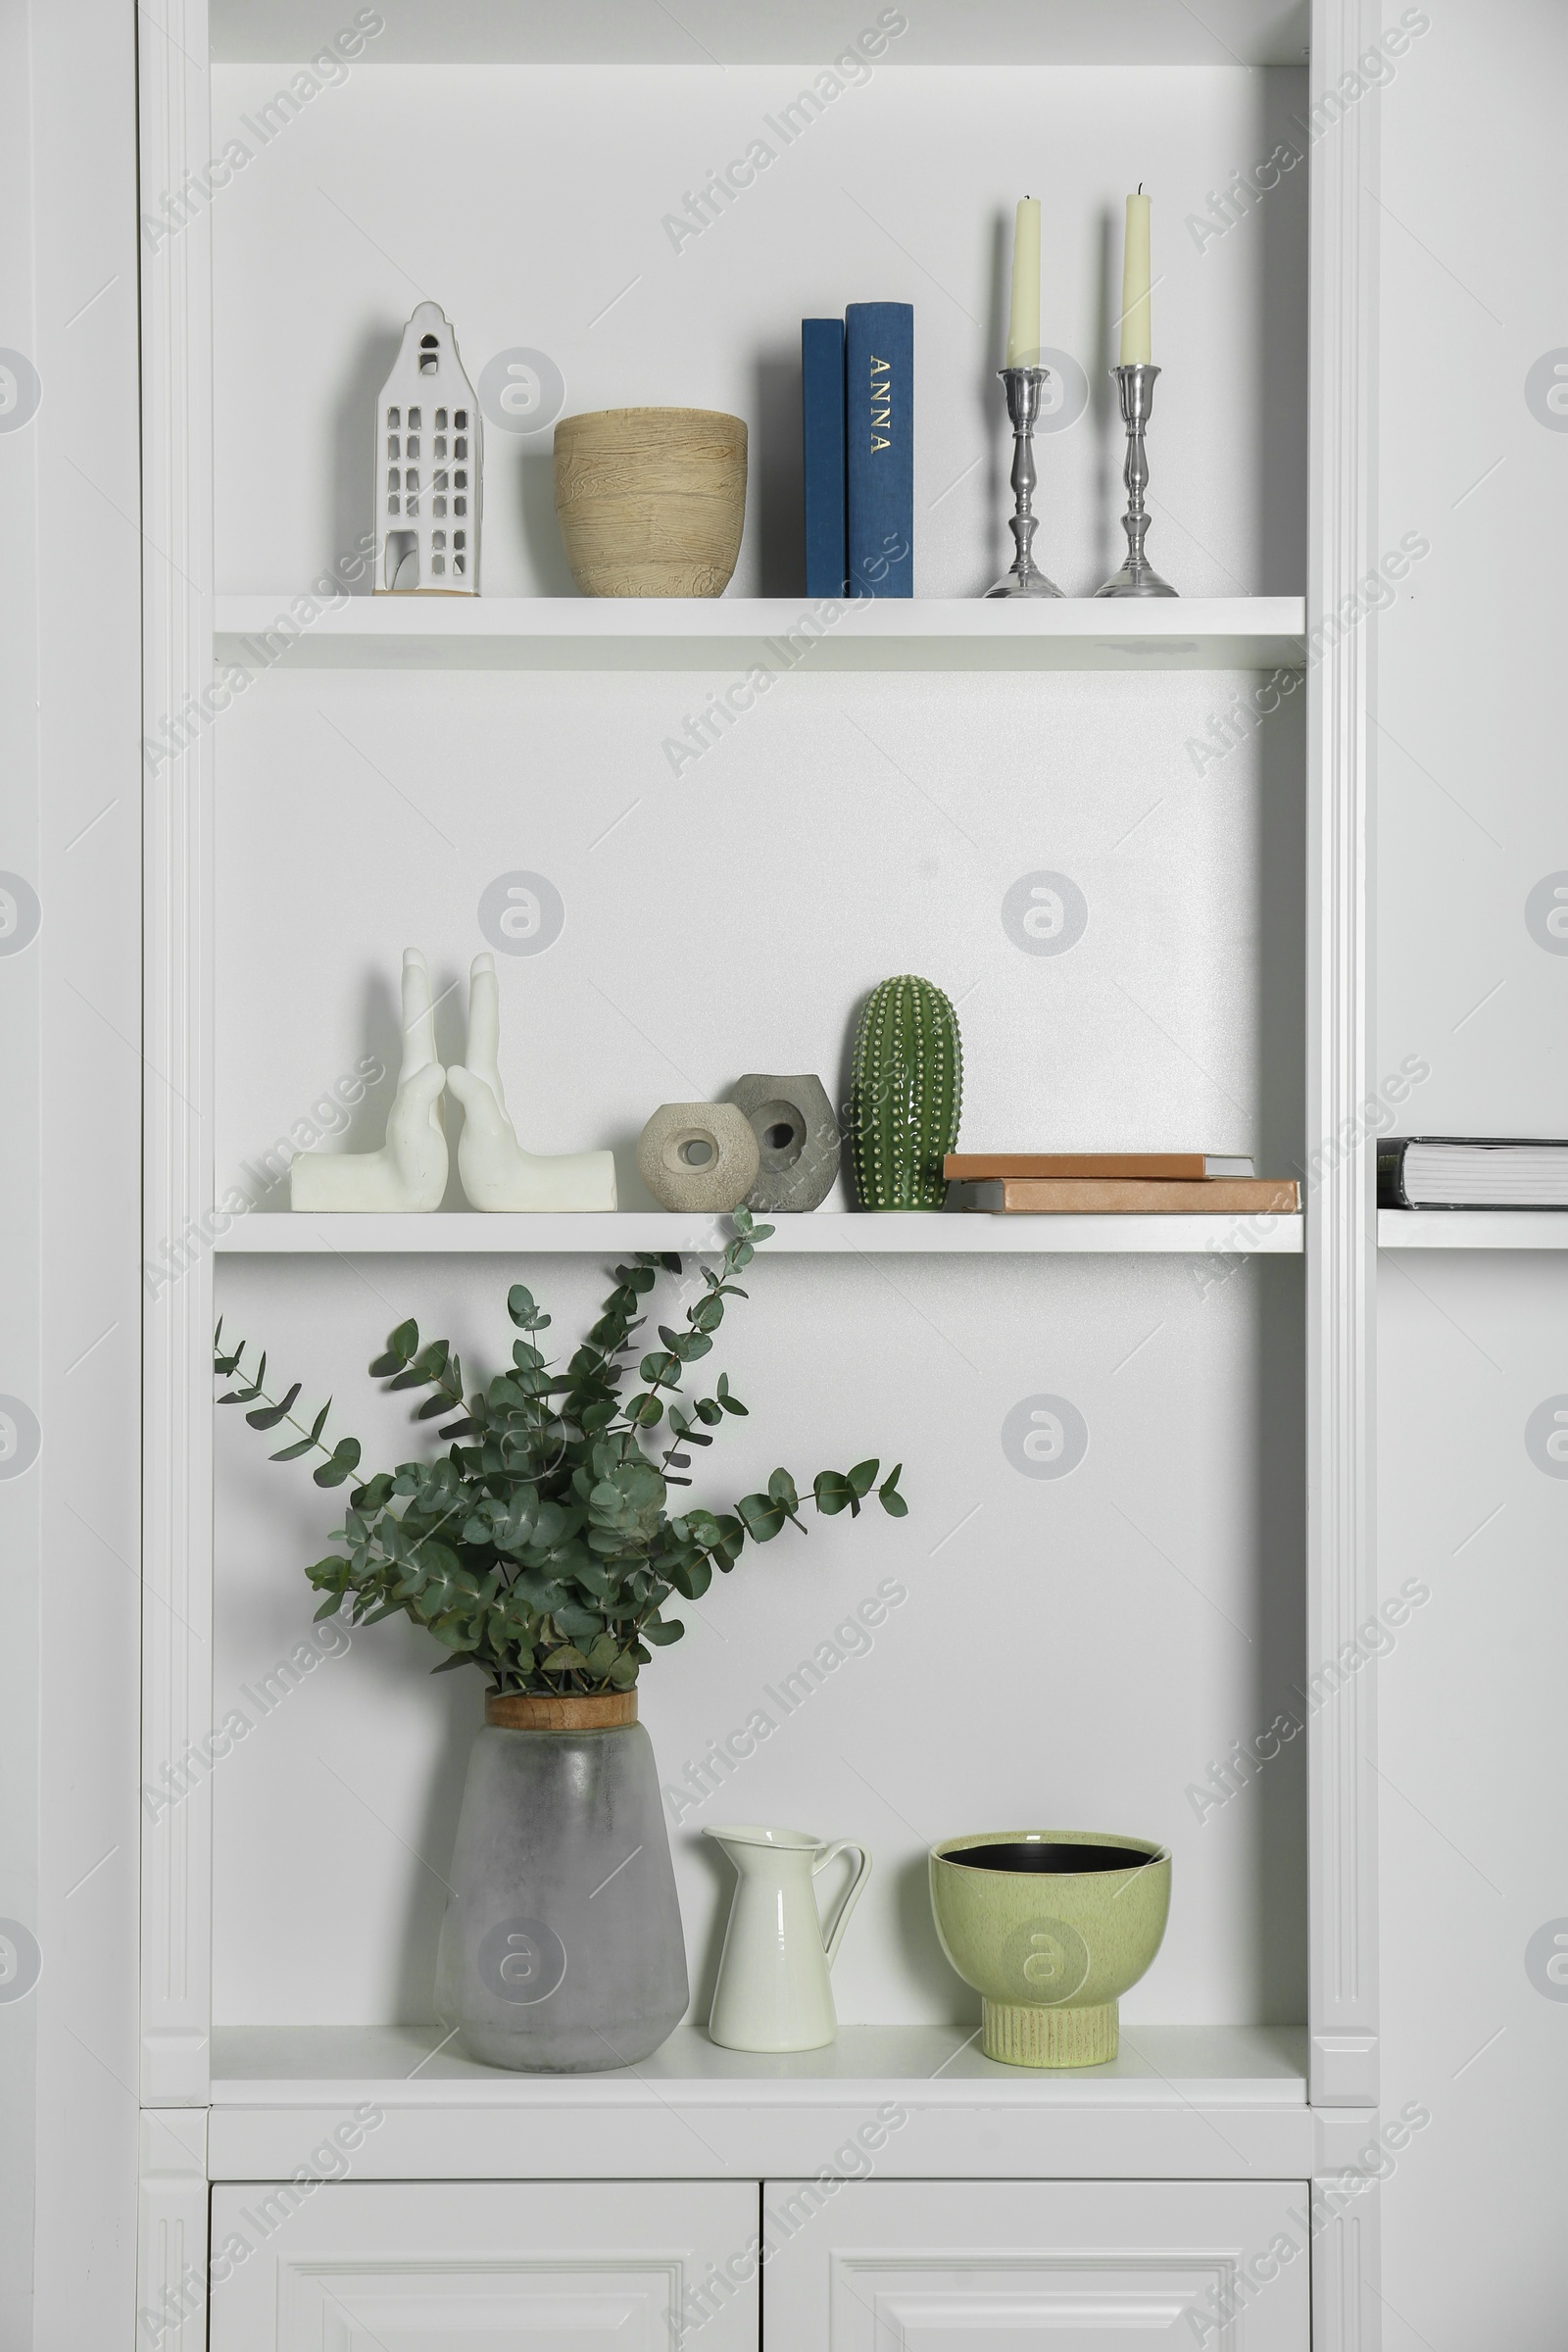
705,1824,872,2052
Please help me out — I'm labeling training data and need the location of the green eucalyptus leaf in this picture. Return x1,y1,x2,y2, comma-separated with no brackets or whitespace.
813,1470,853,1516
372,1320,416,1371
737,1492,787,1543
246,1381,302,1431
767,1468,800,1514
314,1437,363,1489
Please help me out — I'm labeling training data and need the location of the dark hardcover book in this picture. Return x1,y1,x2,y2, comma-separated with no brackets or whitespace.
802,318,847,597
1378,1137,1568,1209
845,301,912,598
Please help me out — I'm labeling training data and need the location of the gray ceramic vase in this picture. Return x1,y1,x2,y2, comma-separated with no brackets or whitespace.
636,1101,760,1210
435,1692,689,2073
727,1074,841,1213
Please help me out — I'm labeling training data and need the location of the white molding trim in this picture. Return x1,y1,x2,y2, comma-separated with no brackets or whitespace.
13,0,145,2336
137,2110,211,2352
139,0,216,2108
1311,2176,1380,2352
1305,0,1382,2120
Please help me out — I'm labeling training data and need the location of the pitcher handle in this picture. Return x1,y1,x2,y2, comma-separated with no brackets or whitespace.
812,1839,872,1969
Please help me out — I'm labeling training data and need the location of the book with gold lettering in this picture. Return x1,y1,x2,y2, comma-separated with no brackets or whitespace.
845,301,912,597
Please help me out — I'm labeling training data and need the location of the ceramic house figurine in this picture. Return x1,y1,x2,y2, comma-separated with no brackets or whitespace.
447,954,617,1209
375,301,481,594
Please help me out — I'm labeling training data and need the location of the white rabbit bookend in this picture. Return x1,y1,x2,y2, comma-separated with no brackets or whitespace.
289,950,616,1213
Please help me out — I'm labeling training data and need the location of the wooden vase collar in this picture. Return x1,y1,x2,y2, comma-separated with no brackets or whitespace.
485,1690,637,1731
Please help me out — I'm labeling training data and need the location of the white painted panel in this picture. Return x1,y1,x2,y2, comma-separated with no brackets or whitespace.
208,63,1306,603
4,0,145,2344
1378,1251,1568,2342
762,2178,1309,2348
1375,3,1568,1140
1372,0,1568,2341
207,2180,759,2351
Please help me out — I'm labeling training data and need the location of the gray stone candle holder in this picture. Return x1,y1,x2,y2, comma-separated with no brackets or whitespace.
727,1074,840,1213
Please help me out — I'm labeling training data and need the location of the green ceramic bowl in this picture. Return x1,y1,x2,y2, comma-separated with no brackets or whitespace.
929,1829,1171,2068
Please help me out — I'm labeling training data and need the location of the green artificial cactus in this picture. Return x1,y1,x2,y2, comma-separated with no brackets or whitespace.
849,974,963,1210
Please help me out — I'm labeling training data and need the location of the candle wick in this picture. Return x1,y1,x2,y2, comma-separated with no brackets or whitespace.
1138,181,1144,193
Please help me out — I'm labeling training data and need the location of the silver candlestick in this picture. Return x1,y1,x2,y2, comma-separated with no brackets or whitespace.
1096,362,1176,597
985,366,1062,598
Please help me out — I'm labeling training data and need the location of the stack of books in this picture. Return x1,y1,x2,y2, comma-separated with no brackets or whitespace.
945,1153,1300,1215
803,303,913,600
1377,1138,1568,1208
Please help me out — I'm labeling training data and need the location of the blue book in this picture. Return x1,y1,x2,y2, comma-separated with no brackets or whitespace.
802,318,847,597
845,301,912,598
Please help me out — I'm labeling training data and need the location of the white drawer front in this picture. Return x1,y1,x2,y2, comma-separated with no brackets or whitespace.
208,2180,759,2351
762,2179,1310,2350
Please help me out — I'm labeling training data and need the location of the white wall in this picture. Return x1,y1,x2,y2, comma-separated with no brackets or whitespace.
1375,3,1568,2343
0,1,143,2344
209,61,1307,599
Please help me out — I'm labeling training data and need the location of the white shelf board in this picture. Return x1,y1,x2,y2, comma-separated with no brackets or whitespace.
211,0,1310,69
1379,1209,1568,1250
217,1210,1305,1257
213,2021,1306,2104
213,596,1307,675
208,2022,1314,2182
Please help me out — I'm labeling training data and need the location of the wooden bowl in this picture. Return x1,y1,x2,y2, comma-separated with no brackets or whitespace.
553,407,747,597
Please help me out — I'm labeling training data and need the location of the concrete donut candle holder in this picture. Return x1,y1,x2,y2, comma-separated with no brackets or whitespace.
637,1102,760,1212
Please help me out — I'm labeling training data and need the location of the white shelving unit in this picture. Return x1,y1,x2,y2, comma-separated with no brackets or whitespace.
220,1209,1306,1256
209,2022,1313,2180
214,593,1307,673
1378,1211,1568,1250
135,2,1383,2345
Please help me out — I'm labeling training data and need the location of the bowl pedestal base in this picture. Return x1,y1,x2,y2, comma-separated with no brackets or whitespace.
981,1997,1117,2069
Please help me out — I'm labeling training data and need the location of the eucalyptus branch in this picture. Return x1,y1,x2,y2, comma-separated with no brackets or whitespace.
215,1208,908,1695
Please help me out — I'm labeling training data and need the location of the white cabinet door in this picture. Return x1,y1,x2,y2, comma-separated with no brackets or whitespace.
209,2180,759,2351
762,2179,1309,2350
